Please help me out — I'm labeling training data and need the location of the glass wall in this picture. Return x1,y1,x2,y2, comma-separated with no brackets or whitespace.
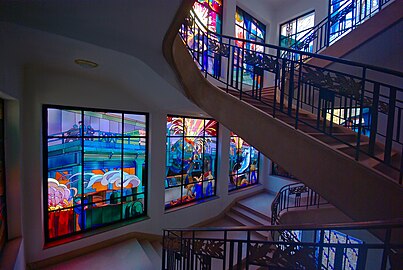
229,132,259,191
234,7,266,86
192,0,223,77
280,11,315,51
45,106,148,242
165,116,218,209
0,99,6,254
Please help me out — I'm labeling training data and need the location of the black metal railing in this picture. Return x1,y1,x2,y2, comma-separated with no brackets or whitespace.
162,219,403,270
271,182,329,225
180,8,403,183
282,0,394,60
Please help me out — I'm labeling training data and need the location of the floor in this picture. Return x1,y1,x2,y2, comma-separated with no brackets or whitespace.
43,191,276,270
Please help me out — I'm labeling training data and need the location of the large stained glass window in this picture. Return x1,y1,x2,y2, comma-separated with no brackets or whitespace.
0,99,6,255
318,230,362,269
280,11,315,52
234,7,266,86
165,116,218,209
191,0,223,77
229,133,259,191
45,106,148,242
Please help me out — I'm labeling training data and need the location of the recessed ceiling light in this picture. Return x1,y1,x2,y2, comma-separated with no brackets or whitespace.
74,59,98,69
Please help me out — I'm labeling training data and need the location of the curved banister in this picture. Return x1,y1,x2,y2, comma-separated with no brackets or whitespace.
163,0,403,225
163,219,403,269
270,182,329,225
188,6,403,77
164,218,403,232
281,0,395,60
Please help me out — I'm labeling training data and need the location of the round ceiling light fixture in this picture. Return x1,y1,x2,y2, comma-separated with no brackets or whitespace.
74,59,99,69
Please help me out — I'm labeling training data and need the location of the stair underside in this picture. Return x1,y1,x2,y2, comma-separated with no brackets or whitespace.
169,34,403,223
226,87,401,182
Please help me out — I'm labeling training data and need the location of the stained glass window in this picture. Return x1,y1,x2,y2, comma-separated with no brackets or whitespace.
234,7,266,86
0,99,6,255
318,230,362,269
191,0,223,77
280,11,315,52
229,132,259,191
45,106,148,242
165,116,218,209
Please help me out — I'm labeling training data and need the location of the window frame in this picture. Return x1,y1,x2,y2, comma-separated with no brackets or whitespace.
165,115,219,210
43,104,149,243
228,133,260,192
279,10,315,49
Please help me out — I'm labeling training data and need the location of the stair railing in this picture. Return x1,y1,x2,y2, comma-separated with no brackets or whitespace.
271,182,329,225
162,219,403,270
282,0,394,60
180,8,403,184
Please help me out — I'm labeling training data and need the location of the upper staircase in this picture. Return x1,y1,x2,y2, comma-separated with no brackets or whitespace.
163,0,403,223
281,0,403,63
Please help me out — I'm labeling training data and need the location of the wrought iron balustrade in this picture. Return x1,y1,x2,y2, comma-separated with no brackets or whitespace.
162,219,403,270
282,0,394,61
180,8,403,184
271,182,329,226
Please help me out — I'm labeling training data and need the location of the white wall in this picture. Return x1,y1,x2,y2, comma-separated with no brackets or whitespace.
0,22,271,263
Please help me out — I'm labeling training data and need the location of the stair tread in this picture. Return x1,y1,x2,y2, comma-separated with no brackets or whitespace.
226,212,270,238
232,206,271,226
150,240,163,257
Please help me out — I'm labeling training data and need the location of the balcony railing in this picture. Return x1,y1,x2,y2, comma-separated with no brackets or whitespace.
162,219,403,269
282,0,394,60
180,8,403,184
271,182,329,225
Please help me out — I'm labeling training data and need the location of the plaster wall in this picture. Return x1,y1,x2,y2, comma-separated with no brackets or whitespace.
0,23,272,263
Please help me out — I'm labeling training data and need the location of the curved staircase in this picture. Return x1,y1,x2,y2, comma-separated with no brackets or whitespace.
163,0,403,223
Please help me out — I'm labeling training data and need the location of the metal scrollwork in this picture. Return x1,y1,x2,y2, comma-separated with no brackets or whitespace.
164,236,182,252
363,96,389,114
289,185,308,195
248,243,317,268
193,239,225,259
301,66,362,99
208,39,230,57
244,51,278,72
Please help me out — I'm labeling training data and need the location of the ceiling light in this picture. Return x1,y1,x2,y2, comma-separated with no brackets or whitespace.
74,59,98,69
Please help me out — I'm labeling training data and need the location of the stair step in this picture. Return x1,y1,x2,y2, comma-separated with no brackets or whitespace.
236,202,272,221
225,212,269,239
139,240,162,269
231,206,271,226
151,240,163,258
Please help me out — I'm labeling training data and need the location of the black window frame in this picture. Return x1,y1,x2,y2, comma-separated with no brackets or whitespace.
165,115,219,210
43,104,149,243
279,10,315,48
228,133,260,192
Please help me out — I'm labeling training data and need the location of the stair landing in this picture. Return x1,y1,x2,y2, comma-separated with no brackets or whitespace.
43,238,162,270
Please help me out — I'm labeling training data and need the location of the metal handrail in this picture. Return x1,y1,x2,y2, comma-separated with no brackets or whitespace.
282,0,395,58
163,219,403,270
189,7,403,77
164,218,403,232
181,8,403,183
271,182,329,225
